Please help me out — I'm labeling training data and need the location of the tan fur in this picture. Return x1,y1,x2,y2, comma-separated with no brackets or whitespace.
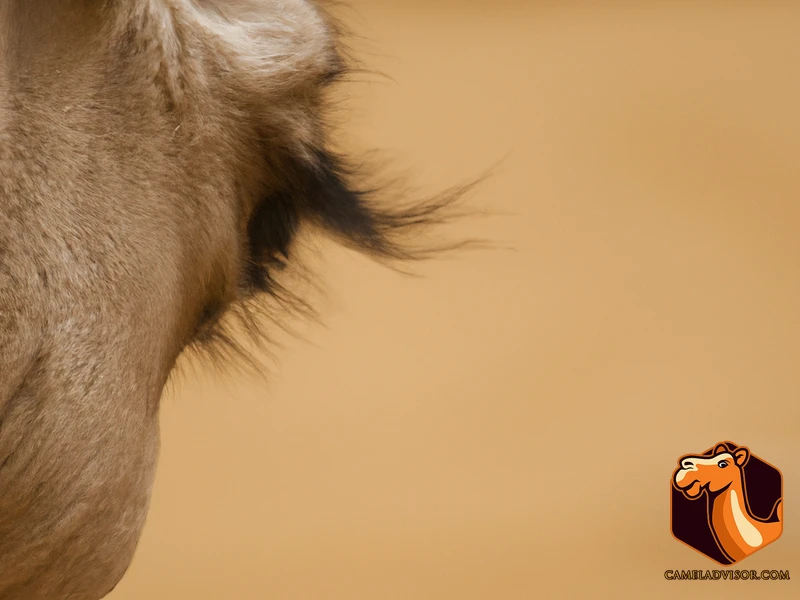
0,1,476,598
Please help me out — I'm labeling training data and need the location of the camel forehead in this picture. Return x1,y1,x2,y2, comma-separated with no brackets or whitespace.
686,452,733,466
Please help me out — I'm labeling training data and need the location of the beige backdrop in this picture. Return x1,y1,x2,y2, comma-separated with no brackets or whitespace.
111,1,800,598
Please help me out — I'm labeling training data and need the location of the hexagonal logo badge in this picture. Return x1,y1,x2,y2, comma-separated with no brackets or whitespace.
671,441,783,564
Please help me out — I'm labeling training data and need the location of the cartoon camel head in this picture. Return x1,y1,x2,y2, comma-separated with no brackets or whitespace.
673,443,749,499
672,443,782,563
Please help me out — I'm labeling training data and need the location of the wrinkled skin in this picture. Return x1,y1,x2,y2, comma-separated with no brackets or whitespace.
0,1,468,598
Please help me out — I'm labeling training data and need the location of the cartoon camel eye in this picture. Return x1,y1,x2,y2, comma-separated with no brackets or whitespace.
718,460,729,468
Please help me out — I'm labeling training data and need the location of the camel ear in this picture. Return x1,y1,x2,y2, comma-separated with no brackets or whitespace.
733,447,750,467
713,443,729,456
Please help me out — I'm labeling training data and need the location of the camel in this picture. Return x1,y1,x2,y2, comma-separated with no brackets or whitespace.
673,443,783,563
0,1,480,598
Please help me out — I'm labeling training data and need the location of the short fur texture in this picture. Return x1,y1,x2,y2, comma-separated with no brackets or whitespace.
0,1,480,598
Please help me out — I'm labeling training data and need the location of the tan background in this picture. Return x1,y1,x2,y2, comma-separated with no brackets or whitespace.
112,1,800,598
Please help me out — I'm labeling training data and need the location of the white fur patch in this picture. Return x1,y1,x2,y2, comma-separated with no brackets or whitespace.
177,0,334,90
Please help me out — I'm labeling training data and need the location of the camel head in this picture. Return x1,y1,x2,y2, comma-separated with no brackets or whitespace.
0,1,477,598
673,444,750,499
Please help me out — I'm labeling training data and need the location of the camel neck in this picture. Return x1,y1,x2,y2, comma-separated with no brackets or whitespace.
710,482,764,561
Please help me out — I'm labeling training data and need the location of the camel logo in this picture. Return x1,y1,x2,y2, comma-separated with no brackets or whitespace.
671,441,783,565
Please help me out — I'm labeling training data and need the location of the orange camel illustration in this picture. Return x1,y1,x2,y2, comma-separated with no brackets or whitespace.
672,443,783,563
